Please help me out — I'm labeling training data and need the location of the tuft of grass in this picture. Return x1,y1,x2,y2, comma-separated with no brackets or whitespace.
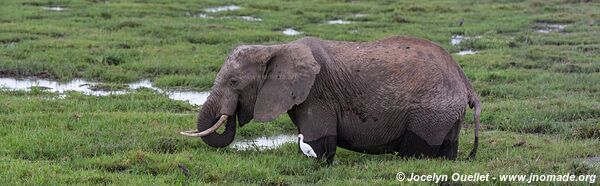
153,74,215,91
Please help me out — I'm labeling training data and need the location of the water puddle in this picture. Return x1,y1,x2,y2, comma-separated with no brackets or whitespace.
166,91,210,106
187,12,213,19
450,35,480,46
536,24,567,33
0,77,209,105
187,13,260,22
282,28,302,36
43,6,67,11
205,5,240,12
231,134,297,150
451,35,465,45
456,50,478,56
326,20,352,24
451,35,480,56
238,16,262,21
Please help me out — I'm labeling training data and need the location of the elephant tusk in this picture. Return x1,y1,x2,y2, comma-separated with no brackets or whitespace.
180,115,228,137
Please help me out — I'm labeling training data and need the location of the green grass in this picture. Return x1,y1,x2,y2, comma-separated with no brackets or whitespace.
0,0,599,184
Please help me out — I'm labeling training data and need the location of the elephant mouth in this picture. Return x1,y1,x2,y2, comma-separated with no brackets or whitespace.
180,115,229,137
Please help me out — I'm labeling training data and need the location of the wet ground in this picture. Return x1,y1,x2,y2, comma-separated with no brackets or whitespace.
0,77,209,105
451,35,467,45
204,5,240,12
230,134,297,151
282,28,302,36
456,49,478,56
188,13,212,19
239,16,262,21
43,6,66,11
536,24,567,33
326,20,352,24
449,23,568,56
451,35,481,56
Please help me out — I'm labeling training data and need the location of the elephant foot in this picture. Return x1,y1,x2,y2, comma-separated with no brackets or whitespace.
437,140,458,160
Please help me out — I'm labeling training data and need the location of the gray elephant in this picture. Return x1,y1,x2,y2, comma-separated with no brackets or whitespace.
181,36,482,163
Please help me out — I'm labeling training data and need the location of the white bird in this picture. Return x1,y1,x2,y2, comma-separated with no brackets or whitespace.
298,134,317,158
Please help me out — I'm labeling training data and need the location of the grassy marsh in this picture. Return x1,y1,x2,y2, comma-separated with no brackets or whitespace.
0,0,599,185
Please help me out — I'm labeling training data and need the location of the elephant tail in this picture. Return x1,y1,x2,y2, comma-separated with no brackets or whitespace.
467,92,481,160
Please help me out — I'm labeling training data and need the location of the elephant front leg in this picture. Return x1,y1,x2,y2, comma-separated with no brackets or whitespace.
288,105,338,164
304,135,337,164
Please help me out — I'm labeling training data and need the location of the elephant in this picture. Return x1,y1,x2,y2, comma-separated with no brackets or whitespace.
180,36,482,163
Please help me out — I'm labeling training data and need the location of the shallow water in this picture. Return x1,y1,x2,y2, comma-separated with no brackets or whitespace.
187,13,260,22
239,16,262,21
43,6,66,11
166,91,210,106
450,35,481,46
536,24,566,33
451,35,465,45
0,77,209,105
327,20,352,24
282,28,302,36
230,134,297,150
456,50,478,56
205,5,240,12
452,35,480,55
190,13,212,19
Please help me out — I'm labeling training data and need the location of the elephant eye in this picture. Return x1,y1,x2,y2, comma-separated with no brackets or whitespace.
230,80,239,87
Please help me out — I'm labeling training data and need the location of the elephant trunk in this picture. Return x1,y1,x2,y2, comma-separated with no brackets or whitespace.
181,90,238,148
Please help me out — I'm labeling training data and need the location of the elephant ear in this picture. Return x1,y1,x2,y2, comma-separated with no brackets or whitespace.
253,44,320,122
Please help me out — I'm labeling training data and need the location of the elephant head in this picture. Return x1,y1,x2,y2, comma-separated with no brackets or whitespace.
180,44,320,148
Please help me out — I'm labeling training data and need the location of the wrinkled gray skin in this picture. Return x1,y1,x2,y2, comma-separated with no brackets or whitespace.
194,36,481,162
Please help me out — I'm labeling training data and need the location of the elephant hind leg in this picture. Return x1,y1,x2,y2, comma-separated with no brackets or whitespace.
436,139,458,160
395,107,465,159
395,126,459,160
436,111,465,160
395,130,440,158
